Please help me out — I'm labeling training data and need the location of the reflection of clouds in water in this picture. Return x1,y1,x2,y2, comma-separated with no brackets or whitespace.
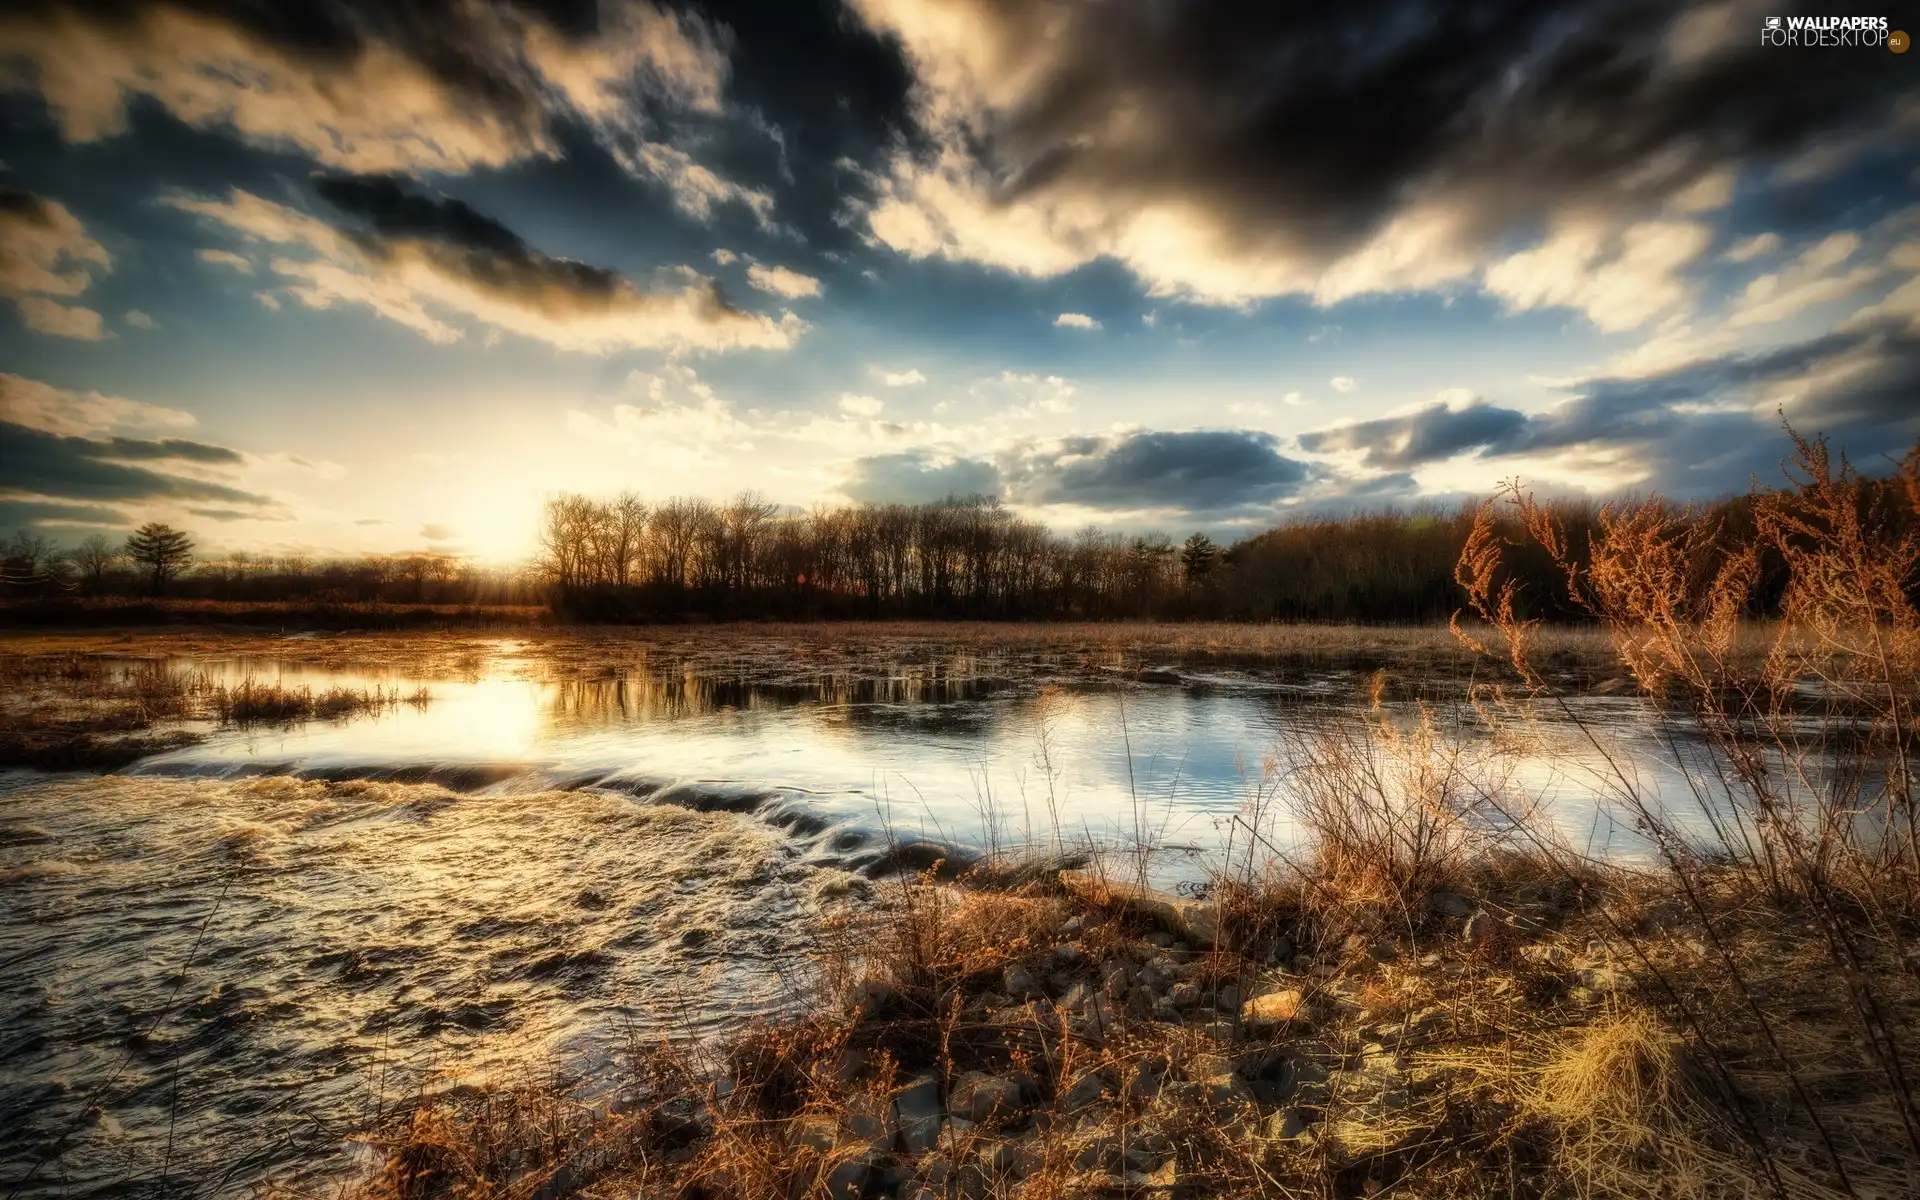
0,772,858,1198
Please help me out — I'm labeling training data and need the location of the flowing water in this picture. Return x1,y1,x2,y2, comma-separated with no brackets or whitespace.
0,647,1728,1197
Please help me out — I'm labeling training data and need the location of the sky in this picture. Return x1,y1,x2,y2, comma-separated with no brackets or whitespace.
1,0,1917,563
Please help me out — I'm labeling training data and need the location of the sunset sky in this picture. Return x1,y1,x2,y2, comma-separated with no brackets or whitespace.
2,0,1917,563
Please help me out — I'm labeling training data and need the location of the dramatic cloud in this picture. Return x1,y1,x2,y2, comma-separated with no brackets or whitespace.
0,373,197,437
850,0,1914,318
2,420,274,507
166,176,803,353
842,450,1002,504
1300,320,1920,494
746,261,824,298
0,186,109,339
0,497,128,529
0,0,751,206
1300,396,1529,470
1007,430,1309,512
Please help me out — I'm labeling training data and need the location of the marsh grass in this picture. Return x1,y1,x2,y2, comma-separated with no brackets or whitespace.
235,431,1920,1197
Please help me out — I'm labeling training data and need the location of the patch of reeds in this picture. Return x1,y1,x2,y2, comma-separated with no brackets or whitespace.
204,678,415,726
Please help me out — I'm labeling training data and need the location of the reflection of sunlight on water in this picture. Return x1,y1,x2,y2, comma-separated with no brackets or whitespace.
5,651,1812,1198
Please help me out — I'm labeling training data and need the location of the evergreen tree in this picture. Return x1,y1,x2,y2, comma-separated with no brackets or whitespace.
124,523,195,595
1181,531,1219,586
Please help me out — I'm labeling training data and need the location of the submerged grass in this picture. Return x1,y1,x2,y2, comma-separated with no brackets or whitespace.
0,655,433,766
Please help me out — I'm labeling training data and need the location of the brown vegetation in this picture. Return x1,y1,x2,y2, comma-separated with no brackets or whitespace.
0,654,431,767
333,429,1919,1200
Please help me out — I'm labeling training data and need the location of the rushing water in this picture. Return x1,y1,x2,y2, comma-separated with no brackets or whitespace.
0,648,1723,1197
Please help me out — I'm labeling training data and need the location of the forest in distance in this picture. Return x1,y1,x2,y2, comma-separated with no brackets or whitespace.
4,459,1915,625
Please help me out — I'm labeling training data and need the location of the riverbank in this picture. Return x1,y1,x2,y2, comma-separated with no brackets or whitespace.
347,850,1914,1200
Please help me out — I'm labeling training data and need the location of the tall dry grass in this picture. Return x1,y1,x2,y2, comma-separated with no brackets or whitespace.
1445,428,1920,1196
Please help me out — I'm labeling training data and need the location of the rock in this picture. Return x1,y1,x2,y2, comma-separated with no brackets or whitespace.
1463,910,1496,946
1241,988,1309,1028
1061,915,1084,936
1580,965,1624,992
845,1093,895,1146
851,977,892,1010
1150,995,1178,1021
1145,1157,1177,1188
1058,870,1221,948
1058,1070,1109,1111
1052,944,1085,968
936,1117,978,1153
952,1072,1023,1124
1168,982,1201,1008
1060,980,1094,1012
1127,1055,1169,1103
1004,963,1040,998
1520,943,1570,967
894,1072,945,1153
1134,963,1166,989
792,1114,839,1153
1101,962,1132,999
821,1152,873,1198
1186,1052,1232,1082
1144,931,1175,949
1268,1108,1309,1142
1199,1019,1237,1042
1425,890,1475,918
1216,983,1241,1012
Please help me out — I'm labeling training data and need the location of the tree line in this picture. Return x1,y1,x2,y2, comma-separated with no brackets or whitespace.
532,491,1605,622
1,523,532,605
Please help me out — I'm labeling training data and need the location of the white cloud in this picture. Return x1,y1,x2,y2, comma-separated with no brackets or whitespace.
628,142,777,227
746,261,823,298
1484,217,1712,332
16,296,105,340
1723,232,1781,263
711,248,738,265
1330,376,1356,394
124,309,157,330
166,188,804,355
0,190,110,340
0,372,197,436
1282,391,1306,406
878,368,926,386
1054,312,1101,330
839,393,885,417
567,364,756,464
1729,232,1881,327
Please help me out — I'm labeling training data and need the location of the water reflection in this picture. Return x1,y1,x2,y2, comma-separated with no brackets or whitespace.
1,650,1802,1199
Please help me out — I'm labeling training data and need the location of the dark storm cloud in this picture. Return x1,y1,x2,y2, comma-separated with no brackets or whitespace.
1,421,275,507
853,0,1915,299
1299,319,1920,495
1300,402,1529,470
842,450,1001,504
1015,430,1310,511
99,435,247,464
0,186,54,224
315,172,628,301
0,497,128,529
